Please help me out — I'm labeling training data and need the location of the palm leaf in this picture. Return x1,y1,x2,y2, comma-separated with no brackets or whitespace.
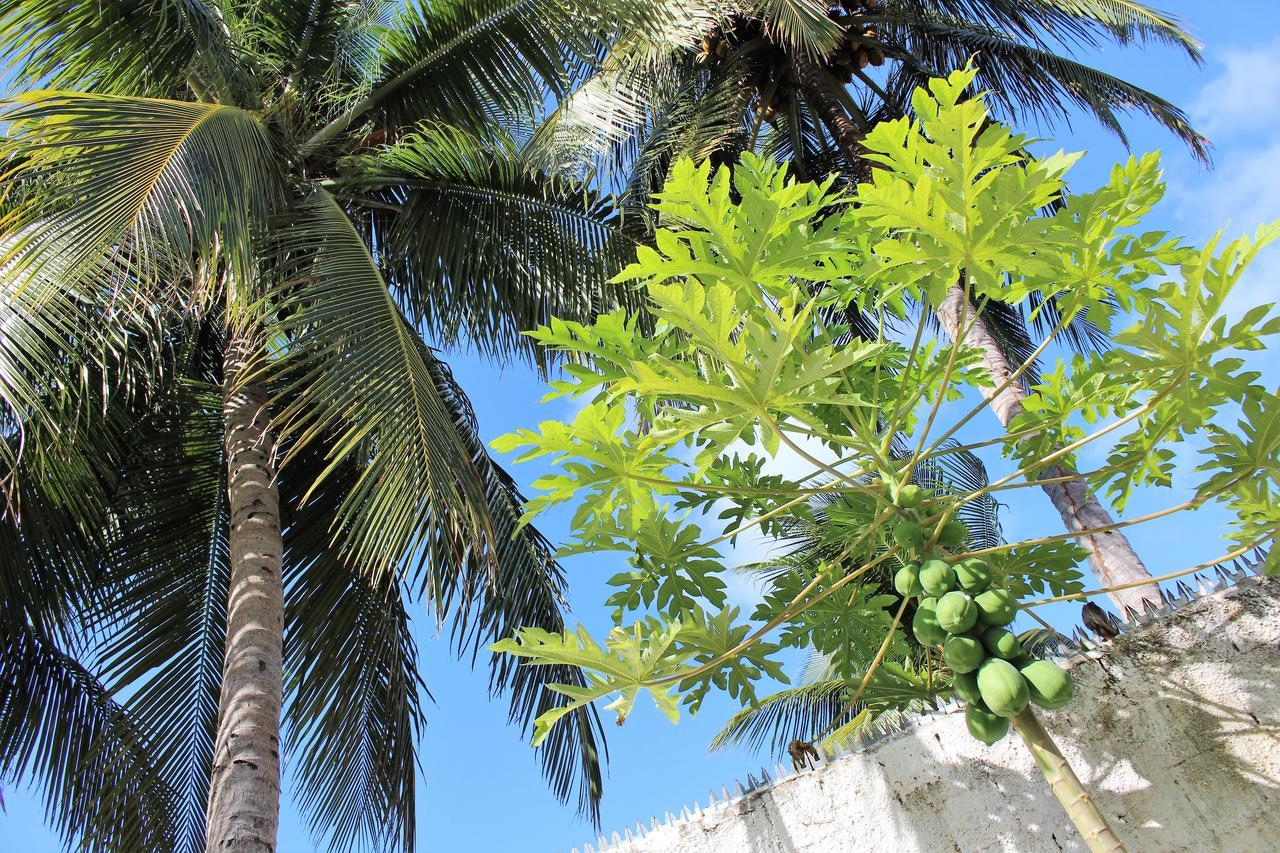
709,680,851,755
758,0,843,59
301,0,610,154
875,12,1208,161
0,92,278,298
341,122,638,363
424,356,607,824
92,357,228,853
265,187,490,581
282,516,424,853
0,622,182,852
0,405,185,851
0,0,237,97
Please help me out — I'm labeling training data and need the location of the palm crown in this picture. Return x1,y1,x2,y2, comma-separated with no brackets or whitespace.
541,0,1206,202
0,1,652,849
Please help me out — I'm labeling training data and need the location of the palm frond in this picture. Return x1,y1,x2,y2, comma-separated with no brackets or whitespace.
341,123,638,363
422,356,608,825
93,363,228,853
896,437,1003,551
252,0,396,87
282,516,424,853
759,0,843,59
0,622,180,852
303,0,607,153
0,0,238,97
1,93,278,297
709,680,852,755
969,0,1201,57
877,13,1209,161
266,187,489,581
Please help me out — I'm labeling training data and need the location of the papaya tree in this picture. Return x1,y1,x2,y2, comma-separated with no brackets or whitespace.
539,0,1211,614
492,70,1280,850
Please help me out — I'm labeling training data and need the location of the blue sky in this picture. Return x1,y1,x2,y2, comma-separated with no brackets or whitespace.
5,2,1280,850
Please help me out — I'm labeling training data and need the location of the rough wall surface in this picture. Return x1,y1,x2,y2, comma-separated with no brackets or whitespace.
576,576,1280,853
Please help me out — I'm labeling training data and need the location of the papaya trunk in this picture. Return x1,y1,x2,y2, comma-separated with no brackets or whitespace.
1013,708,1125,853
205,324,285,852
934,286,1162,615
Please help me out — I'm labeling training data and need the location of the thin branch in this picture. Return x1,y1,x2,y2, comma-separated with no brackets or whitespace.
809,595,910,744
1021,538,1271,607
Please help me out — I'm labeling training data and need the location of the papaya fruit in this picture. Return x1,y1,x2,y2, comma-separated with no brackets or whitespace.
1021,660,1074,710
936,591,977,634
893,520,924,551
953,558,992,594
918,559,956,596
896,484,924,509
977,658,1030,718
894,563,923,597
981,627,1021,660
938,520,968,547
952,670,982,704
966,702,1010,745
974,588,1017,626
911,597,947,646
944,634,985,673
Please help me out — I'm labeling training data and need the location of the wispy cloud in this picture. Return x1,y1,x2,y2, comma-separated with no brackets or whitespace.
1190,38,1280,140
1170,41,1280,329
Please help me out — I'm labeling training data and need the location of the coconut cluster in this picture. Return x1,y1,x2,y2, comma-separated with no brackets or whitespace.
888,487,1073,744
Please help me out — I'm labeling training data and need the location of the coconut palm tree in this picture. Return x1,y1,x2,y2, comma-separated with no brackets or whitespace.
536,0,1206,614
0,1,650,850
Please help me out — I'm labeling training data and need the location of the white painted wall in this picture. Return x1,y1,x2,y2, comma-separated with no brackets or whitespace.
577,577,1280,853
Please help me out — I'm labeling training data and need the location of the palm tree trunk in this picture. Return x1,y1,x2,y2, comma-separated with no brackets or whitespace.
1013,708,1126,852
791,55,865,163
790,60,1163,613
935,287,1161,615
206,324,284,852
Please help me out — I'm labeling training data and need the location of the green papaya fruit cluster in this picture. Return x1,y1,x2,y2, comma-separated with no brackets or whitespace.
888,484,968,556
895,550,1074,745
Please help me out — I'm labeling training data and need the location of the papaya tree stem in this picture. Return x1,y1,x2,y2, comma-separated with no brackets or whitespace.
1012,708,1125,853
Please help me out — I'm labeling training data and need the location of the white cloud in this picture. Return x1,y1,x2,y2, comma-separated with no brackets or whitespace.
1171,42,1280,337
1191,39,1280,140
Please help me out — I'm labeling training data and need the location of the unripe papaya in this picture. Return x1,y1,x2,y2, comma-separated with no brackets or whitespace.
966,702,1010,745
912,597,947,646
896,484,924,509
981,627,1021,660
893,521,924,550
918,559,956,596
977,658,1030,718
894,563,923,597
952,670,982,704
1021,660,1074,710
954,558,992,594
938,520,968,547
936,591,977,634
943,634,985,673
974,588,1017,626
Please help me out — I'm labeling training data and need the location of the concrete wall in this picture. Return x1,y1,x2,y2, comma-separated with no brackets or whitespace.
575,576,1280,853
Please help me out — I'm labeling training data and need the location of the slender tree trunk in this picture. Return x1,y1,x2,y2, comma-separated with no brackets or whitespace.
935,287,1162,615
1013,708,1126,852
206,324,285,852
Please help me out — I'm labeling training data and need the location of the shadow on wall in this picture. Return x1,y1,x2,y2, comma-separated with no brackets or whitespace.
1057,586,1280,850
